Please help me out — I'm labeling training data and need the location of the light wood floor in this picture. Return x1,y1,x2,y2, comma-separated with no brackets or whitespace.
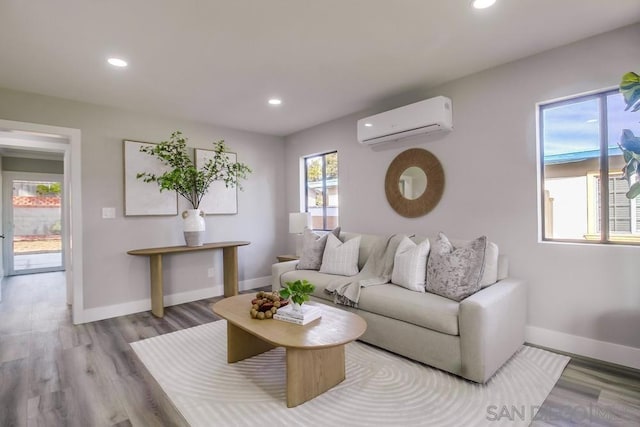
1,272,639,426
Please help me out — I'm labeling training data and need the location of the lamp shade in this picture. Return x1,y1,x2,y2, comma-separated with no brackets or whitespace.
289,212,311,234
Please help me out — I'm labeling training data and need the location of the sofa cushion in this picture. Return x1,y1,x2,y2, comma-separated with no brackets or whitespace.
358,284,460,336
340,232,385,270
319,234,360,276
426,233,487,302
391,236,429,292
480,241,499,288
296,226,340,270
497,255,508,281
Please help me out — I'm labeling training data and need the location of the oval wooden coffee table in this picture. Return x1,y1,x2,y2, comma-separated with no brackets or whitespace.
212,293,367,407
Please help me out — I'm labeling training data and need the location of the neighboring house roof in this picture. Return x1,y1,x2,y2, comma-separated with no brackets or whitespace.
544,147,621,165
307,179,338,189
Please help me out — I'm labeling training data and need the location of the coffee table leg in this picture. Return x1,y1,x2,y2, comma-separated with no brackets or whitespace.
226,322,275,363
286,345,345,408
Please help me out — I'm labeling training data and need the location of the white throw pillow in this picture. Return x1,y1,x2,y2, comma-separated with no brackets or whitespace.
425,232,487,302
296,226,341,271
391,236,430,292
319,234,360,276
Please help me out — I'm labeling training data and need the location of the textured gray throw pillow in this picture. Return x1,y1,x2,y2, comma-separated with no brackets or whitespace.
296,226,341,270
425,232,487,302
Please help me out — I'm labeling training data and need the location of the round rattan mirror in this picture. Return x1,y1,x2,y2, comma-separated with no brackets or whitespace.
385,148,444,218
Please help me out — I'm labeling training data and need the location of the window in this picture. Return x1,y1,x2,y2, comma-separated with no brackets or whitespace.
587,173,640,240
304,151,338,230
539,89,640,244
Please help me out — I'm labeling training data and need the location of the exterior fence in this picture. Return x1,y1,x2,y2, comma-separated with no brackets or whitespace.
13,196,61,237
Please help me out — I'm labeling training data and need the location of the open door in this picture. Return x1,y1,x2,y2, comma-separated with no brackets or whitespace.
3,172,64,275
0,119,82,324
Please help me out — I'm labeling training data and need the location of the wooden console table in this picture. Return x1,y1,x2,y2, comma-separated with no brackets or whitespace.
128,241,250,318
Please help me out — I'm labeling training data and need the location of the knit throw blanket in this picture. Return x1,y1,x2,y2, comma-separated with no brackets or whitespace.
325,234,404,307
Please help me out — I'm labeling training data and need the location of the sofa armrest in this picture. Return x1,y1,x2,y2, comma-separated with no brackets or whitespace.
459,278,527,383
271,260,299,292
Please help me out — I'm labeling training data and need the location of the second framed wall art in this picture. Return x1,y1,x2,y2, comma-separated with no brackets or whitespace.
195,148,238,215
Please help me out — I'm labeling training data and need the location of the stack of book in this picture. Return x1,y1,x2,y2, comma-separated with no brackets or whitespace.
274,304,321,325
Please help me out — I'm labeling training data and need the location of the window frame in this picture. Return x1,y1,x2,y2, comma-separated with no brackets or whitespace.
303,150,338,231
538,88,640,246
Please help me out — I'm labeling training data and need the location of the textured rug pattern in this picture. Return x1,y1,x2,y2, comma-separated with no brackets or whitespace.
131,321,569,427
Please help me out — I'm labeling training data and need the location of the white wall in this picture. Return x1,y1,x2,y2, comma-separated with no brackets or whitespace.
284,24,640,365
0,87,287,316
0,155,3,283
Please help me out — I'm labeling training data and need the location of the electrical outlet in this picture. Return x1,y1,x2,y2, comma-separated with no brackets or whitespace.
207,268,215,278
102,207,116,219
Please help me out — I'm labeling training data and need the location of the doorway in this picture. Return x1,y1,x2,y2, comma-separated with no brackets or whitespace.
3,172,65,275
0,119,83,324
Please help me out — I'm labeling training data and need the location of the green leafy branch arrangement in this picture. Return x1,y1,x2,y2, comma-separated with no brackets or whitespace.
279,279,315,306
618,72,640,199
136,131,252,209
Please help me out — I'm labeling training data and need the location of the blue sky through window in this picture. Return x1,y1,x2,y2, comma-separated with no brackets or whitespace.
542,91,639,159
543,98,599,157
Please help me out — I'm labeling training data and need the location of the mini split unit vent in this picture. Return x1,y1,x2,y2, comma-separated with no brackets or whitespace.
357,96,453,145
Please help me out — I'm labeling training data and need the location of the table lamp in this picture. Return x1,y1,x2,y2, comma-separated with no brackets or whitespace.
289,212,311,256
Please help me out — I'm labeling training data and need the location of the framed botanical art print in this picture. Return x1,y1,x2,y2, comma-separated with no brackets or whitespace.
123,140,178,216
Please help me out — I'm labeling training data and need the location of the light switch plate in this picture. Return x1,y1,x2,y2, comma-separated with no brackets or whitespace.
102,207,116,219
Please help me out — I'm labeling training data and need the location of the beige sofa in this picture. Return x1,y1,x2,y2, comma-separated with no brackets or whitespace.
272,232,527,383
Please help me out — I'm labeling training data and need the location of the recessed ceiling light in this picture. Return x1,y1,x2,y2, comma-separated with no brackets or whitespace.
364,123,373,127
268,98,282,105
107,57,128,67
472,0,497,9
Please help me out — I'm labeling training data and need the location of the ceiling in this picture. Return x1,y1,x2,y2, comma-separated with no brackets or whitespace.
0,1,638,137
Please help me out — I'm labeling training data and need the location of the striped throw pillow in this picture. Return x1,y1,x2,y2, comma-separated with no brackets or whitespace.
319,234,360,276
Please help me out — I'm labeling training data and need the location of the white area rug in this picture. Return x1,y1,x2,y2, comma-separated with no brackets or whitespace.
131,321,569,427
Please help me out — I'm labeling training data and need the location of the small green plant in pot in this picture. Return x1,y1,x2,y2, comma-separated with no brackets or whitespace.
279,279,315,311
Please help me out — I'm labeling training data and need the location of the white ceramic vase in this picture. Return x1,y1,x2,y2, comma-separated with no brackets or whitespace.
291,301,303,314
182,209,205,247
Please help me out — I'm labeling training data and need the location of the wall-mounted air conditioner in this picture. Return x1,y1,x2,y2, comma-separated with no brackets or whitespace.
357,96,453,145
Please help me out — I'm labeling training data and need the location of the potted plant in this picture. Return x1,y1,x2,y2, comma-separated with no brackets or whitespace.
618,71,640,199
137,131,252,246
279,279,315,313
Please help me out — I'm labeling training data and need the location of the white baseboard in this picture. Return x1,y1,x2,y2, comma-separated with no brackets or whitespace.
239,276,272,292
79,275,271,324
526,325,640,370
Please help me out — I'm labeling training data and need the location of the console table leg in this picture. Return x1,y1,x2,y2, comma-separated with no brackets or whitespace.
150,254,164,317
222,246,239,297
